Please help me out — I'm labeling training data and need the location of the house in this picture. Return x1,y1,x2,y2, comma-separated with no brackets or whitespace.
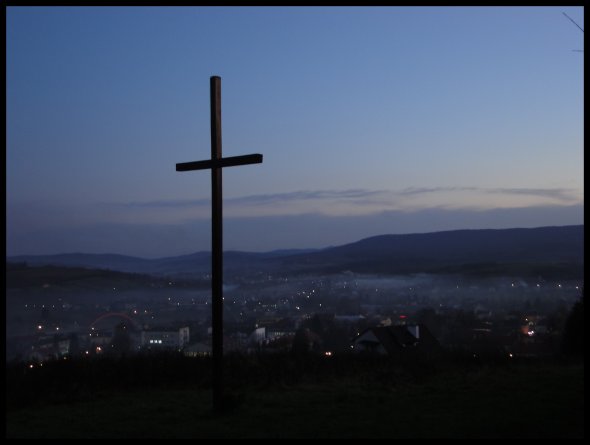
265,317,297,340
247,323,297,353
249,326,267,346
28,335,71,362
88,329,113,347
352,324,441,359
141,326,190,351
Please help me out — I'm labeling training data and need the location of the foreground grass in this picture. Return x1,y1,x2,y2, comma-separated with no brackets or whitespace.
6,358,584,439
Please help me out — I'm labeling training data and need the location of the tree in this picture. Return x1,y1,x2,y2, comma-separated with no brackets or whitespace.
561,288,584,357
110,322,132,356
291,328,322,356
291,328,312,357
67,332,80,356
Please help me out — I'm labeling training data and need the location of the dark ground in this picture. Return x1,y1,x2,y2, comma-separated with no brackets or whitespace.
5,352,584,439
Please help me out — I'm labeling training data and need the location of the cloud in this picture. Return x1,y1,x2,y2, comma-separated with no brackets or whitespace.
399,186,478,196
117,198,210,209
397,186,580,204
486,187,580,202
119,186,579,209
232,189,389,205
112,189,390,209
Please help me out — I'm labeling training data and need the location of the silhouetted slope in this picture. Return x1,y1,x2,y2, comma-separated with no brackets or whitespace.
282,225,584,277
5,264,166,291
7,253,154,273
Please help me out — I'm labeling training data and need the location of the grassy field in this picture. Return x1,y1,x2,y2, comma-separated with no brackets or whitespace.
6,355,584,439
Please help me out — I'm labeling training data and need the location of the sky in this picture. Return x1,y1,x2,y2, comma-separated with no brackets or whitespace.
6,6,584,258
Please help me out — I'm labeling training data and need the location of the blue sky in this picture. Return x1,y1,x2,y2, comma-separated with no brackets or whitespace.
6,6,584,257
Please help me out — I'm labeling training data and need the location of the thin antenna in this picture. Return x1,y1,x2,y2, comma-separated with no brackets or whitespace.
563,12,584,53
563,12,584,33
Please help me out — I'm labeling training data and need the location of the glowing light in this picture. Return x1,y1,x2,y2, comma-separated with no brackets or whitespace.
324,351,333,356
509,353,513,358
527,330,535,337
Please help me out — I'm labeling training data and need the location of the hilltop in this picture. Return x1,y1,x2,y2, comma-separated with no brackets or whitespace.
281,225,584,278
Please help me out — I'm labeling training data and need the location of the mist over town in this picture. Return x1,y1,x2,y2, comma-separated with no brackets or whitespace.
7,225,583,363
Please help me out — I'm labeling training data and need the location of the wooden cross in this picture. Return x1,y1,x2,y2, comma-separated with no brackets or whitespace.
176,76,263,412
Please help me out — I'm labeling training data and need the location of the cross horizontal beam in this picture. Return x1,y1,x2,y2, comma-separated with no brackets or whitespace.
176,153,263,172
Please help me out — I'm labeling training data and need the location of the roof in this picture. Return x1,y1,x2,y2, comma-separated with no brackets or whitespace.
355,324,439,355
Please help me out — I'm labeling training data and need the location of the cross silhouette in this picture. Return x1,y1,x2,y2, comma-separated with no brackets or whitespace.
176,76,263,412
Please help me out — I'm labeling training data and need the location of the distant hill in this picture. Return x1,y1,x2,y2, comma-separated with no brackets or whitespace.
7,225,583,279
6,249,320,278
7,252,154,272
282,225,584,279
5,262,214,291
5,263,159,291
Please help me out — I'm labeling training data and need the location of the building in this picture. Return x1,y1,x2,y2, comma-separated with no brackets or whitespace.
353,324,441,359
27,335,71,362
141,326,190,351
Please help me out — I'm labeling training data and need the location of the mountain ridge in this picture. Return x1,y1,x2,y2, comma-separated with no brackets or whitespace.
279,225,583,277
7,225,584,279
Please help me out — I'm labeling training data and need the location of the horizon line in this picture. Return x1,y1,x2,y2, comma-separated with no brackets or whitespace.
6,223,583,260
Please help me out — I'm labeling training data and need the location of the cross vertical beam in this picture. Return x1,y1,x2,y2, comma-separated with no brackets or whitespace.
176,76,262,413
210,76,224,413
